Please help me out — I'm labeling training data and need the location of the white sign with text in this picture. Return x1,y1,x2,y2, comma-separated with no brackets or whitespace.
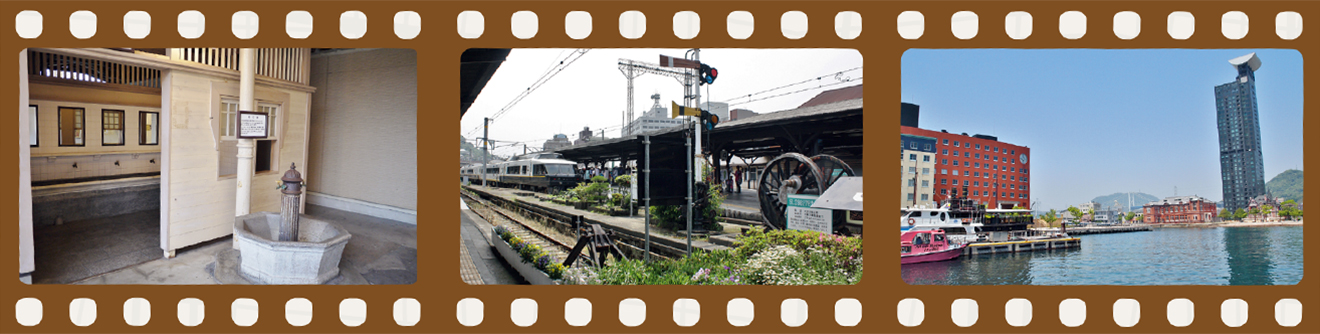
238,112,268,138
786,194,832,234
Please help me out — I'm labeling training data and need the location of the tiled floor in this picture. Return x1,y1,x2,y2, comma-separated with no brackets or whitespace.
460,242,484,285
69,205,417,285
32,210,160,284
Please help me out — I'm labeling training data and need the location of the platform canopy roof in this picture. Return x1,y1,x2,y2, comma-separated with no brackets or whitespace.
551,97,863,164
460,48,512,117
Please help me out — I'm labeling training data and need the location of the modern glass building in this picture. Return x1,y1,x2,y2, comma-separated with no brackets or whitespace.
1214,53,1266,211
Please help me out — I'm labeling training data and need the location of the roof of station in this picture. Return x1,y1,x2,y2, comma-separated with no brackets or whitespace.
552,97,863,163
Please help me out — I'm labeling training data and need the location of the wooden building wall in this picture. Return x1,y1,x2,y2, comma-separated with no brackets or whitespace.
161,70,310,251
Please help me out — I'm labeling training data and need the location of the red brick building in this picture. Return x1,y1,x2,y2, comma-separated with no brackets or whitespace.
1143,195,1217,223
899,126,1032,209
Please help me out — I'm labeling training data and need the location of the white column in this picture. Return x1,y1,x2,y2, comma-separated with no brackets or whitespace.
236,48,256,215
19,48,36,278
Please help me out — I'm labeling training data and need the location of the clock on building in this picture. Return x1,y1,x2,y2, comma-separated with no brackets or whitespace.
1019,154,1028,164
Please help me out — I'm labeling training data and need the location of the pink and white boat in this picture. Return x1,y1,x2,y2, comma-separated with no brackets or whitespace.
900,230,965,264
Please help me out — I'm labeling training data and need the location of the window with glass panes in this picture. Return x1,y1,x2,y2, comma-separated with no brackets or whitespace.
102,110,124,145
257,103,279,138
221,100,239,137
59,107,85,146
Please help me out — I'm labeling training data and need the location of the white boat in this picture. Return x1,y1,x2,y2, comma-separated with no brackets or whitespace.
899,205,984,244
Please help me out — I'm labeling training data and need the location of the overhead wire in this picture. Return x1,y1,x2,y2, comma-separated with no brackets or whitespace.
728,76,863,107
465,49,591,138
723,66,862,106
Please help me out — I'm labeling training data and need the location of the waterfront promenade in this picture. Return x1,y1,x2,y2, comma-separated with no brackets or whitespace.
1031,225,1152,235
1150,220,1304,228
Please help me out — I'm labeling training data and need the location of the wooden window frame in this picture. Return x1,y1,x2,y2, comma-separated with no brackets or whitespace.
58,106,86,147
139,111,159,145
101,109,126,146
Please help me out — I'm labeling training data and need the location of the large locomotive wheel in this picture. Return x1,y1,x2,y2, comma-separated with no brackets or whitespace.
757,153,826,230
810,154,856,191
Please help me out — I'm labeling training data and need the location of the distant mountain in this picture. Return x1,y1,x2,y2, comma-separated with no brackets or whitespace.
1266,169,1303,203
1092,192,1159,211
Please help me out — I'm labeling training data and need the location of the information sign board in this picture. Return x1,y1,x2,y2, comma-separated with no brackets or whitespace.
238,111,268,139
786,194,832,234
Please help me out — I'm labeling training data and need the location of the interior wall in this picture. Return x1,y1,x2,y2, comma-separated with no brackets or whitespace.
28,99,162,156
28,98,163,182
308,49,418,212
29,82,160,108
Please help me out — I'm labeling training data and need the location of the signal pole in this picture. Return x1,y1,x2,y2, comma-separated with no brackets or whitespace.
482,117,489,186
688,48,703,184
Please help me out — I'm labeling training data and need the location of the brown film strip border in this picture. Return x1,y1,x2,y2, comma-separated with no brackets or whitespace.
1,1,1314,333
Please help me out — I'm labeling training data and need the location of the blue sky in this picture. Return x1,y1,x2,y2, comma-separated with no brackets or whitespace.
901,49,1303,211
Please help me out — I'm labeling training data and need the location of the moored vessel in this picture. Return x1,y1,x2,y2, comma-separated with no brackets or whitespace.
900,230,965,264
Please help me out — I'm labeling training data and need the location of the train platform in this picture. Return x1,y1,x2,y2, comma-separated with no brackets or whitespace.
460,199,525,285
464,185,729,257
721,190,760,212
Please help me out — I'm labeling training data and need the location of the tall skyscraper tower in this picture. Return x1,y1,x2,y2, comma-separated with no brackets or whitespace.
1215,53,1265,211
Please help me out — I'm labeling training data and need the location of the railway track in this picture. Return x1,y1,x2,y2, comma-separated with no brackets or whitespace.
463,187,684,262
461,190,574,263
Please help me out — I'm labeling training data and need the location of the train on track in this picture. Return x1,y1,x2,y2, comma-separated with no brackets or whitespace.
461,153,581,192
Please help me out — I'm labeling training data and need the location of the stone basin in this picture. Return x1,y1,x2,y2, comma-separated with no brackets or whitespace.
234,212,352,284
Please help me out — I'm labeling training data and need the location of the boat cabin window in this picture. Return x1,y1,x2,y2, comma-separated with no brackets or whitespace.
913,233,930,245
940,212,948,221
934,234,946,243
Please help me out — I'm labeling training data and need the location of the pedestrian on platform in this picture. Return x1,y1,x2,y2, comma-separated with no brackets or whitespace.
734,167,743,193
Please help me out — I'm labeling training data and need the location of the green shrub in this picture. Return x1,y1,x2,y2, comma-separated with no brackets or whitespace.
572,229,863,285
736,228,862,271
613,175,633,187
608,193,631,207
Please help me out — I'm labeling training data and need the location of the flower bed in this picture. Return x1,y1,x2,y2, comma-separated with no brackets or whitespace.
491,225,566,285
562,229,862,285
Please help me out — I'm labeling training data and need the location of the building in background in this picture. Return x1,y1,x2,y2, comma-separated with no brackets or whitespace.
624,93,686,135
799,84,863,109
1215,53,1267,211
543,134,571,151
728,108,761,121
699,101,730,124
573,126,594,145
900,134,938,208
1142,195,1217,223
1245,193,1284,222
900,102,920,128
901,116,1032,210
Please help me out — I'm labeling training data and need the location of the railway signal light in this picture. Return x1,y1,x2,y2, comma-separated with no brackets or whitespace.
700,64,718,84
701,109,719,130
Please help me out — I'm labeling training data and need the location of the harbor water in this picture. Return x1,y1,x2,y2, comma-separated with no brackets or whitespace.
902,226,1304,285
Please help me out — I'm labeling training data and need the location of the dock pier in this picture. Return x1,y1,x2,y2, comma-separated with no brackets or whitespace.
1032,224,1152,236
963,237,1081,255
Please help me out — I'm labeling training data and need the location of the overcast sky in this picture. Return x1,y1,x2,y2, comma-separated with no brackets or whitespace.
462,49,863,157
902,49,1304,211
